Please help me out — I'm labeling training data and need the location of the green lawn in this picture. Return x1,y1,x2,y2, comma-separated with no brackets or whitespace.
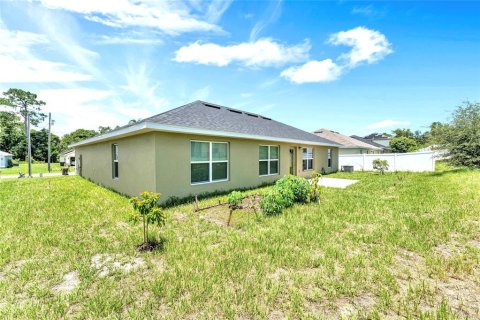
0,167,479,319
0,162,69,176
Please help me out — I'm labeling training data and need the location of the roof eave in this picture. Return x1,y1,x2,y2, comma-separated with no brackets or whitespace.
70,122,341,148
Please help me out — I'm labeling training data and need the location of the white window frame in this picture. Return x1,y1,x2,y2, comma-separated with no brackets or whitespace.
302,147,314,171
259,145,279,176
112,144,119,179
327,148,332,168
190,140,229,185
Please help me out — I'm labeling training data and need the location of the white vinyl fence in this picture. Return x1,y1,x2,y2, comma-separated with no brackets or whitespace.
339,151,437,172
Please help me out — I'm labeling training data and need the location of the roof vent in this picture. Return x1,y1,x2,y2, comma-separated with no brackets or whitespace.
261,116,271,120
246,113,259,118
228,109,242,114
204,103,221,110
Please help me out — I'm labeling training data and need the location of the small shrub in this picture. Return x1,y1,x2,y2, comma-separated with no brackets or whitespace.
373,159,389,174
227,191,243,208
260,189,288,215
275,175,310,203
130,191,166,247
6,159,13,168
309,171,322,203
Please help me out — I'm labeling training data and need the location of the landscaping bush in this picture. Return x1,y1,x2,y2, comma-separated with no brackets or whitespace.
275,175,310,203
227,191,243,208
373,159,389,174
260,189,290,215
6,158,13,168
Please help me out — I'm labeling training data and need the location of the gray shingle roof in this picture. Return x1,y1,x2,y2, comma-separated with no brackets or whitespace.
314,129,382,149
350,135,388,149
136,101,340,146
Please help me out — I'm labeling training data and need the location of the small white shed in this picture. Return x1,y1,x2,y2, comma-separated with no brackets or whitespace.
0,150,13,168
59,149,76,166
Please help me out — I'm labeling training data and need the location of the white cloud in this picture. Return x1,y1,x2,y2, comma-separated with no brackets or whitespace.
38,88,119,135
367,119,411,129
281,26,392,84
174,38,310,67
280,59,342,84
329,26,393,67
96,34,164,45
0,28,91,83
39,0,228,35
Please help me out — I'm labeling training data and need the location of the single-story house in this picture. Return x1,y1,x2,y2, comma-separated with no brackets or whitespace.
71,101,341,201
313,129,383,155
59,149,75,166
362,132,391,148
0,150,13,168
350,135,391,153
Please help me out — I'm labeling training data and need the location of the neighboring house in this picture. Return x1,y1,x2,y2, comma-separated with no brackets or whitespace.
363,133,391,148
0,150,13,168
71,101,341,201
314,129,383,155
59,149,75,166
350,135,391,153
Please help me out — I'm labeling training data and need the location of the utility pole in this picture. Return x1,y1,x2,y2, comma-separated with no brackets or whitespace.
48,112,52,173
27,112,32,178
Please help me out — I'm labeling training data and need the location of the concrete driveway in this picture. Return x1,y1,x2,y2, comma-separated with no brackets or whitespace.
318,177,358,189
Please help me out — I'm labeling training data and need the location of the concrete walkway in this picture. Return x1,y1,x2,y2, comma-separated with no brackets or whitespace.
318,177,358,189
0,172,76,179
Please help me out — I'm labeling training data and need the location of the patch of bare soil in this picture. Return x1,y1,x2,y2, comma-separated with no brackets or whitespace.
91,254,146,278
307,293,377,319
267,310,286,320
137,241,162,252
52,271,80,294
392,246,480,318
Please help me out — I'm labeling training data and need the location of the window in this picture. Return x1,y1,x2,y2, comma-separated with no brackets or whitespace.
191,141,228,184
302,147,313,171
112,144,119,179
327,148,332,168
259,145,279,176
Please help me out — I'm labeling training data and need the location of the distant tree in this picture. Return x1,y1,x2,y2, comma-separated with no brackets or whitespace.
390,136,418,153
31,129,61,162
0,88,47,129
392,128,414,139
60,129,97,151
434,101,480,167
0,111,25,159
1,89,47,160
98,126,112,134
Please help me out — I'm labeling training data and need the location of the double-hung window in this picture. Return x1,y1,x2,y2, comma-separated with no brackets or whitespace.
327,148,332,168
191,141,228,184
259,145,279,176
302,147,314,171
112,144,119,179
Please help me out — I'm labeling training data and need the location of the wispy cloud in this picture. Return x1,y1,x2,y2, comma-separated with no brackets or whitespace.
38,88,119,135
192,86,210,101
249,0,283,42
0,26,91,83
174,38,310,68
367,119,411,129
96,34,164,45
39,0,228,35
351,5,386,18
282,26,392,84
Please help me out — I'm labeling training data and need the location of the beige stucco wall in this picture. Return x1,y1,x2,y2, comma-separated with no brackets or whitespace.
75,131,339,201
75,133,157,196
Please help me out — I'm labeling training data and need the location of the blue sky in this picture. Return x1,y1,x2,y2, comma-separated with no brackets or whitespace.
1,1,479,136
